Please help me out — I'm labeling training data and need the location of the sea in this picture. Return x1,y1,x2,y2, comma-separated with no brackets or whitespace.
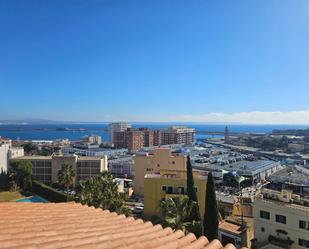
0,124,308,142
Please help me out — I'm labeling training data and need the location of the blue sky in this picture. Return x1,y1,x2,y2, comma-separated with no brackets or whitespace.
1,0,309,123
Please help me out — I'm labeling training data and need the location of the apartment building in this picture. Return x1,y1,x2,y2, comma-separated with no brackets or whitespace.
144,129,154,147
253,188,309,249
108,122,131,146
160,126,195,145
113,128,154,152
153,129,162,146
108,156,133,178
126,128,147,152
143,170,207,219
133,148,187,196
11,154,108,185
110,123,195,151
82,135,102,145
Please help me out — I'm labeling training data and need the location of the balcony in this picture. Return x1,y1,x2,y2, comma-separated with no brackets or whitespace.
268,235,294,249
161,186,187,196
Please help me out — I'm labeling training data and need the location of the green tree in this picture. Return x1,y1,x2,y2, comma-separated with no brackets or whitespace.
10,160,32,193
77,172,131,215
57,164,76,201
261,138,277,151
203,173,219,241
22,142,38,155
160,196,202,233
186,156,202,237
278,136,289,150
186,156,199,210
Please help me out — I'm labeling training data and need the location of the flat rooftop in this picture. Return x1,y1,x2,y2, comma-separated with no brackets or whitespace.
68,147,127,152
256,198,309,213
0,202,240,249
13,155,103,161
214,160,279,175
226,160,277,171
269,167,309,185
13,155,52,160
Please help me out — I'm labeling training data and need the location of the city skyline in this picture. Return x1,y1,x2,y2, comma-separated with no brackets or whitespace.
1,1,309,124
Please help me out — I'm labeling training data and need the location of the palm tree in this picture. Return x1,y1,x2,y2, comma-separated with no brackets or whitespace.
57,164,76,201
77,172,131,215
160,196,201,233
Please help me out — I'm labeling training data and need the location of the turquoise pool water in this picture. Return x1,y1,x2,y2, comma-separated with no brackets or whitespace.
16,195,48,203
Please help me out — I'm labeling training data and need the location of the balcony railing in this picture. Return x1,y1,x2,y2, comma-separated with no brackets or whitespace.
268,235,294,249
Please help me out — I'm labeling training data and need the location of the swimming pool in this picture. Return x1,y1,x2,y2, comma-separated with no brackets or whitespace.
15,195,48,203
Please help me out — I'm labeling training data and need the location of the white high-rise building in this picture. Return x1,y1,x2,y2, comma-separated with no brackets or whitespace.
0,137,24,172
108,122,131,146
0,140,10,172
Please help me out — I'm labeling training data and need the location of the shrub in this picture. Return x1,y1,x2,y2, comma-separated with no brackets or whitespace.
32,180,68,202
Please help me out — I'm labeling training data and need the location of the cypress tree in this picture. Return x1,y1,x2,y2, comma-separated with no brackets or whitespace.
0,170,9,190
186,156,201,224
203,172,219,241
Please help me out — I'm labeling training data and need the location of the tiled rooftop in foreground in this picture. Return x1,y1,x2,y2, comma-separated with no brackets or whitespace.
0,202,242,249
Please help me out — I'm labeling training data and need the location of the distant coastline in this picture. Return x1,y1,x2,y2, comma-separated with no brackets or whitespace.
0,123,309,141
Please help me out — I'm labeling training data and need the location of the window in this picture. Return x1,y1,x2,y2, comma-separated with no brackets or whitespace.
276,214,286,224
299,220,309,230
260,210,270,220
261,227,265,232
167,186,173,194
299,238,309,248
172,161,175,164
177,187,184,194
162,186,167,192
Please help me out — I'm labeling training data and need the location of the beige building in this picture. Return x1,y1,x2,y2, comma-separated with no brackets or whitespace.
143,170,207,219
160,126,195,145
82,135,102,145
253,189,309,249
11,154,108,185
133,148,187,196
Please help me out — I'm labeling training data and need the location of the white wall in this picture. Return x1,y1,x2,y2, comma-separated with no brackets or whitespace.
254,199,309,249
0,143,10,172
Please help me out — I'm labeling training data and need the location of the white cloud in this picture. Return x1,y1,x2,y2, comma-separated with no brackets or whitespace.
164,110,309,124
15,110,309,124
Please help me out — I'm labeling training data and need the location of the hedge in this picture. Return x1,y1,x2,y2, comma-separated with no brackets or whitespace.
32,180,68,202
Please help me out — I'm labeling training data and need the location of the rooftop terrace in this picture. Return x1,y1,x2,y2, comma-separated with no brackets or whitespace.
269,166,309,186
258,189,309,212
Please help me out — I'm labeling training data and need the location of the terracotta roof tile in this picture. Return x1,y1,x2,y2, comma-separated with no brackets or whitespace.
0,203,241,249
